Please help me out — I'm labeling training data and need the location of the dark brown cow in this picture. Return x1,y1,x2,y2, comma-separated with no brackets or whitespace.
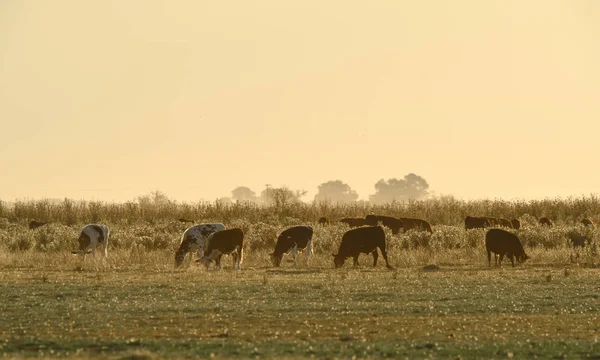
398,217,433,233
270,226,313,267
197,228,244,270
333,226,394,270
465,216,491,230
510,218,521,230
485,228,529,267
485,217,514,229
539,217,553,226
318,217,330,225
581,218,595,228
29,221,48,230
365,215,403,234
339,217,366,228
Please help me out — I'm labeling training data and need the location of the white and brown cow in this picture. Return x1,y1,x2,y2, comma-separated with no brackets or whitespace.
71,224,110,262
197,228,244,270
270,226,313,267
175,223,226,267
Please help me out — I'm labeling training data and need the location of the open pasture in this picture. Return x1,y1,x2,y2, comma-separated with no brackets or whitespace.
0,198,599,358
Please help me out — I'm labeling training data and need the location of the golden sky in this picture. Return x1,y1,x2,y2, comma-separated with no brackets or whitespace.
1,1,599,202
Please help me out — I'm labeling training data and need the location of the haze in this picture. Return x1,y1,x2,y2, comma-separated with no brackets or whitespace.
1,1,599,202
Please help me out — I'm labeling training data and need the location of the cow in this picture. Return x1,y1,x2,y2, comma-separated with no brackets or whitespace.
539,217,553,226
197,228,244,270
29,221,48,230
270,226,313,267
365,215,403,234
318,217,330,225
175,223,226,268
581,218,595,228
485,217,514,229
465,216,491,230
178,218,195,223
398,217,433,233
71,224,110,262
339,217,366,228
332,226,394,270
510,218,521,230
485,228,529,267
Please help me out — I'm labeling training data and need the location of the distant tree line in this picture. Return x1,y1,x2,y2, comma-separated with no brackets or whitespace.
219,173,429,205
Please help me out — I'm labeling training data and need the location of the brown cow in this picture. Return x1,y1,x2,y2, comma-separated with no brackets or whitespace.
339,217,366,228
364,215,403,234
333,226,393,269
465,216,491,230
510,218,521,230
398,217,433,233
581,218,595,228
318,217,330,225
539,217,553,226
486,228,529,267
29,221,48,230
178,218,195,223
197,228,244,270
485,217,514,229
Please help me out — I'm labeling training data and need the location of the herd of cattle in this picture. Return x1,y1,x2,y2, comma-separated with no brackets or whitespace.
26,213,596,270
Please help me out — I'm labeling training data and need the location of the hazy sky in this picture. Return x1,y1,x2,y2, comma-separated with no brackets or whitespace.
1,1,599,202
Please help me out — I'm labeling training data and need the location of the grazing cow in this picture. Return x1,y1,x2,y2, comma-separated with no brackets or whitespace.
398,217,433,233
485,228,529,267
539,217,553,226
465,216,491,230
178,218,195,223
270,226,313,267
318,217,330,225
333,226,394,269
197,228,244,270
175,223,226,268
29,221,48,230
365,215,403,234
486,217,514,229
581,218,595,228
339,217,366,228
71,224,110,262
510,218,521,230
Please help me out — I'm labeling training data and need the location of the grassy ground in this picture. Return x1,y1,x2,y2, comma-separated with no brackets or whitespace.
1,250,598,359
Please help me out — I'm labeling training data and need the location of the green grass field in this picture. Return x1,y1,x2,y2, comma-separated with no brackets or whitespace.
1,198,599,358
1,249,599,359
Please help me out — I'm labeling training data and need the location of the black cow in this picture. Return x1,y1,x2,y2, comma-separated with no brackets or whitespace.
485,228,529,267
318,217,330,225
333,226,394,269
539,217,553,226
270,226,313,267
510,218,521,230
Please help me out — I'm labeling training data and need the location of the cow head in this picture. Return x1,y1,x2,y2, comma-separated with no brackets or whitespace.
270,252,283,267
197,256,212,269
332,253,345,268
174,250,186,268
518,253,529,264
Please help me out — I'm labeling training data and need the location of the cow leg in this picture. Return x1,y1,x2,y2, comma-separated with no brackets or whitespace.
498,254,504,267
508,253,515,267
232,253,237,269
305,239,312,266
379,248,392,268
291,245,298,266
215,255,222,270
353,254,360,267
372,249,379,267
487,251,492,267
